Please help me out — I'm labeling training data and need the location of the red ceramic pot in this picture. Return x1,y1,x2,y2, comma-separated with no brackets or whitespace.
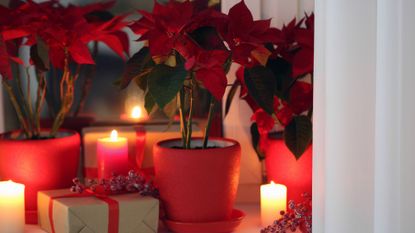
265,133,312,204
154,137,241,223
0,130,80,224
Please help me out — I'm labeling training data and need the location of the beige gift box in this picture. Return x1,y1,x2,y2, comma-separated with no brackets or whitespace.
38,189,159,233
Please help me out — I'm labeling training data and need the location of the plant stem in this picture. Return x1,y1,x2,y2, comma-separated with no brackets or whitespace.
25,68,36,135
51,51,75,137
2,80,30,138
74,42,98,117
35,71,46,135
203,94,215,149
178,90,187,148
15,66,33,133
185,76,194,149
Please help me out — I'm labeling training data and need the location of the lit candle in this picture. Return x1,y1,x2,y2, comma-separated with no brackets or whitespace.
0,180,25,233
120,105,148,122
260,181,287,226
97,130,129,179
131,106,142,119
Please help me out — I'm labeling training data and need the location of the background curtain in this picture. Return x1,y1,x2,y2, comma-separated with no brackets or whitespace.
314,0,415,232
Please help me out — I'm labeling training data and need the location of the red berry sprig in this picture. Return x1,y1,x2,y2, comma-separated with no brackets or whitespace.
261,193,312,233
71,170,159,197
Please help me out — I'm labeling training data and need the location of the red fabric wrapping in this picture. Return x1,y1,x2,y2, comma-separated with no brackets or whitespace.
48,191,120,233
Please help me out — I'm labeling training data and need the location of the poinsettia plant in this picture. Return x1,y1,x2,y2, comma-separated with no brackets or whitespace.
121,0,280,149
0,0,129,139
226,14,314,159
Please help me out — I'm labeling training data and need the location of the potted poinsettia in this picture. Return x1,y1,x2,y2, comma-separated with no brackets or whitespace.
121,0,279,223
226,14,314,202
0,1,128,223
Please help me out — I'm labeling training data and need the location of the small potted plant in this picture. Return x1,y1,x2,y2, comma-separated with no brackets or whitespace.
0,1,128,223
226,14,314,203
121,0,279,223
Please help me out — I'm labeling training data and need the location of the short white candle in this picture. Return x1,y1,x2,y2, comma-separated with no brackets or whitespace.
0,180,25,233
260,181,287,226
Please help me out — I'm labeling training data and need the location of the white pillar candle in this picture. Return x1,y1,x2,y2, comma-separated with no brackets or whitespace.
0,180,25,233
260,181,287,226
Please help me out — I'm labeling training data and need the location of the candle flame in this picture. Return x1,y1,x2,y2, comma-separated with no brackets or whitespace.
110,130,118,141
0,180,25,196
131,106,142,119
270,181,276,185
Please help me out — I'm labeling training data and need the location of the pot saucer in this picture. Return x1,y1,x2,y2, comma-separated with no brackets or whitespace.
164,209,245,233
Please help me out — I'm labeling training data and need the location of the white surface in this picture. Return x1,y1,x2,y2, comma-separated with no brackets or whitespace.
25,204,262,233
314,0,415,232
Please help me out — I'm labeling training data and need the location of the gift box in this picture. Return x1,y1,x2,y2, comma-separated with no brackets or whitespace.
38,189,159,233
82,124,202,179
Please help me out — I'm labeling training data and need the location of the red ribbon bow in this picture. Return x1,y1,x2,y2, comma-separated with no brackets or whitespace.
48,190,120,233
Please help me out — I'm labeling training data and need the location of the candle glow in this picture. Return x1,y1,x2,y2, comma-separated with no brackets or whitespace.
131,106,142,119
0,180,25,233
110,130,118,141
97,130,129,179
260,181,287,226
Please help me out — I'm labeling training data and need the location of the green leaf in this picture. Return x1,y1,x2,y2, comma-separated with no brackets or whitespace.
250,123,266,161
284,115,312,159
120,47,153,90
30,38,49,72
224,80,239,117
144,91,156,115
244,66,276,114
189,26,226,50
266,57,292,100
163,97,177,119
147,64,187,109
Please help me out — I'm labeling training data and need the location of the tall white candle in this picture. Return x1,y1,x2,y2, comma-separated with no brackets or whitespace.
260,181,287,226
0,180,25,233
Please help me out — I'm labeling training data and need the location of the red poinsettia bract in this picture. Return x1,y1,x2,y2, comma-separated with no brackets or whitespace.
185,48,230,100
0,0,129,77
224,1,280,66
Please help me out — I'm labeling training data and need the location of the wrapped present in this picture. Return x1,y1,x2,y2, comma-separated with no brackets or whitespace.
38,189,159,233
82,124,202,179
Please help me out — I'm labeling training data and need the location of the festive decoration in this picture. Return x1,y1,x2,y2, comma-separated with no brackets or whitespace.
260,181,287,226
0,180,25,233
0,130,80,224
97,130,130,179
226,14,314,159
38,189,159,233
0,0,129,138
82,126,146,179
70,170,158,197
261,193,312,233
121,0,279,148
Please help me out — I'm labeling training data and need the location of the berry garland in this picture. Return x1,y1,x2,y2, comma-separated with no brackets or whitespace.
261,193,312,233
71,170,159,197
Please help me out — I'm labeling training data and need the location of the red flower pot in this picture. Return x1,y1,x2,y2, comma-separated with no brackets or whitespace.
265,133,312,204
0,130,80,224
154,138,241,223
